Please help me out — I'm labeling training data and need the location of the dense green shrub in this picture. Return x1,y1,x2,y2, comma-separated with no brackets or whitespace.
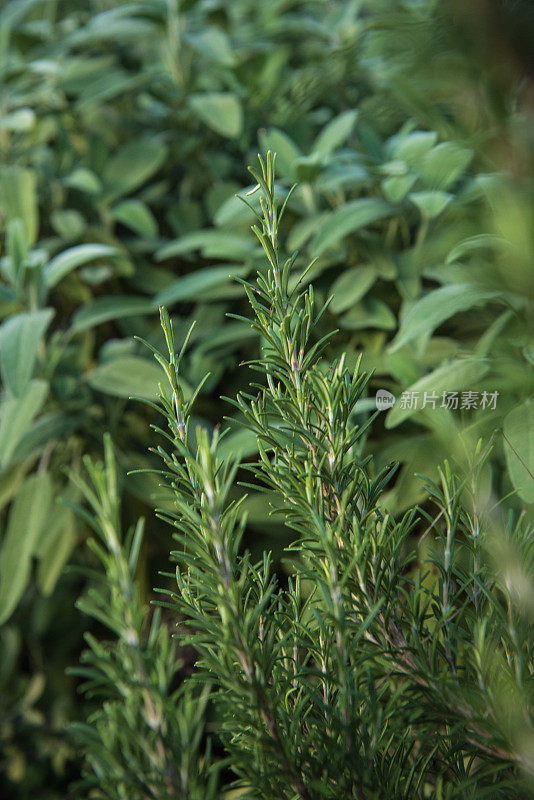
1,0,532,624
1,3,383,790
1,0,533,795
1,0,374,624
68,435,219,799
72,157,534,798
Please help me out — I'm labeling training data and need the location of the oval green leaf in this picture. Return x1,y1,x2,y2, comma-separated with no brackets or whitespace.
0,309,54,396
0,471,52,624
389,284,499,353
311,198,391,256
385,358,490,428
503,401,534,503
70,296,155,333
190,93,243,139
87,356,188,400
44,244,119,288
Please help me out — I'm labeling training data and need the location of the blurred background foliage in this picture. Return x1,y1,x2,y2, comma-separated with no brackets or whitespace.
0,0,533,796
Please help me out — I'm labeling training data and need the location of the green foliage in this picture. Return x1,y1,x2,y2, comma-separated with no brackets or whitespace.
116,155,532,798
1,0,532,629
1,0,534,795
0,0,389,628
67,435,219,799
0,470,51,624
192,114,534,512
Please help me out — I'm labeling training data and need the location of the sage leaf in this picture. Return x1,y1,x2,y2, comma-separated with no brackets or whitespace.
111,200,158,238
87,356,190,400
70,296,155,333
389,284,499,352
386,358,490,428
311,198,391,255
44,244,119,288
0,309,54,396
190,93,243,139
0,471,52,624
103,138,167,200
313,110,358,156
0,380,49,468
504,401,534,504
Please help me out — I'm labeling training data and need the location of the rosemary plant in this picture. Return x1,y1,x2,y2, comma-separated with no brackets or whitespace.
69,435,219,800
74,154,534,799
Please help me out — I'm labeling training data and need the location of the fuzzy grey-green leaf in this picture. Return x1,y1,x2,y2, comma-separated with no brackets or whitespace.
389,284,499,353
311,198,391,256
87,356,190,400
0,380,49,468
0,472,52,624
190,93,243,139
0,309,54,396
504,401,534,503
44,244,119,288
